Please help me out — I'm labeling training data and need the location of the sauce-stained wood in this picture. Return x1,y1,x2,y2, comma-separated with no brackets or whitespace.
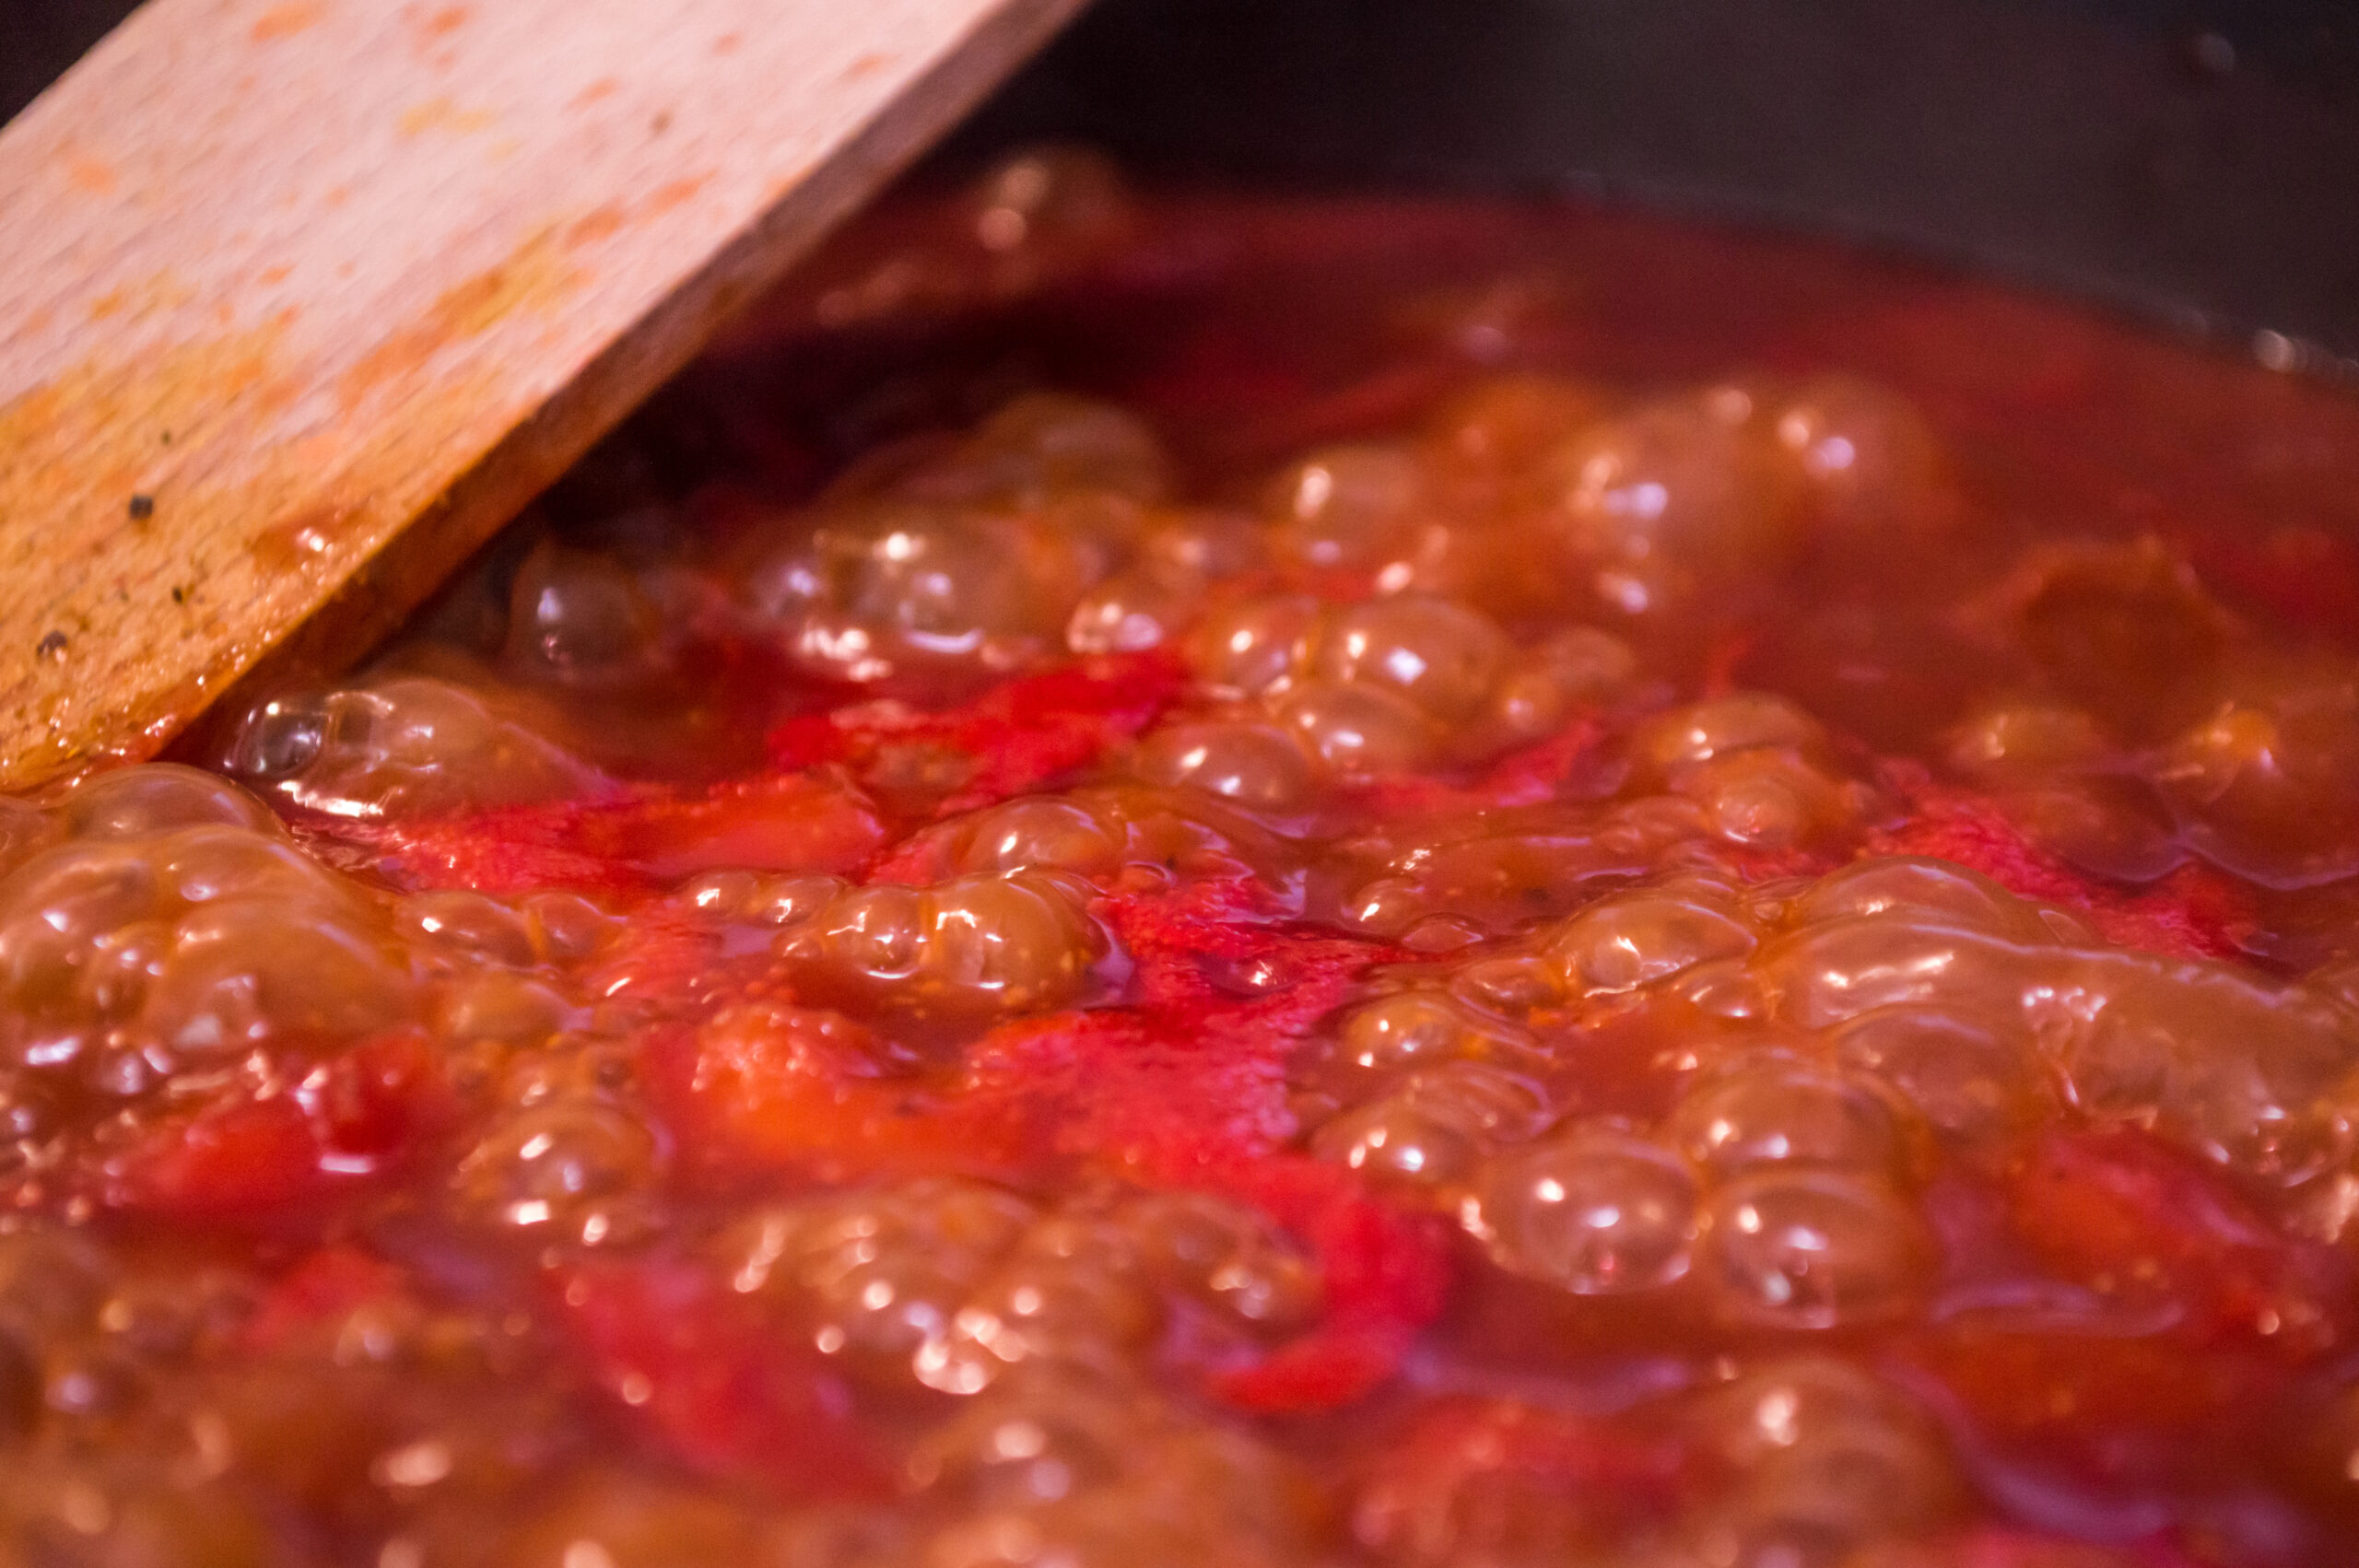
0,0,1087,790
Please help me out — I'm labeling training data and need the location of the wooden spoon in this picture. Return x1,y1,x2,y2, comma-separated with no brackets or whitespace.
0,0,1088,791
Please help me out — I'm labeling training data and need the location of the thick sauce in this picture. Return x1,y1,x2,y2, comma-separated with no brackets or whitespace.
7,153,2359,1565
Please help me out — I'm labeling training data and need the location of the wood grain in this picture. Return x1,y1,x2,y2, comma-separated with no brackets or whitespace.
0,0,1087,790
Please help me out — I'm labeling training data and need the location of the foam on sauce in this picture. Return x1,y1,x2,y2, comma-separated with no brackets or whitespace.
3,151,2359,1564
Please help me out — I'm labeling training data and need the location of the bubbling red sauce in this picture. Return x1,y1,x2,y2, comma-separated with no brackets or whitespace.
6,151,2359,1565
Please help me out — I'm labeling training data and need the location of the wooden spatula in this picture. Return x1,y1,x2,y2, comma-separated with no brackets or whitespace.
0,0,1088,791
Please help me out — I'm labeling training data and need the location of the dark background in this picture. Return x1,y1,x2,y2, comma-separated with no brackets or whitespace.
10,0,2359,359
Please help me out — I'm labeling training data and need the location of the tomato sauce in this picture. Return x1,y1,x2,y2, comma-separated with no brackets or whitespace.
5,149,2359,1565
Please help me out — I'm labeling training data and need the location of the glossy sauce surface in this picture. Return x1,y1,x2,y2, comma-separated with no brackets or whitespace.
10,154,2359,1566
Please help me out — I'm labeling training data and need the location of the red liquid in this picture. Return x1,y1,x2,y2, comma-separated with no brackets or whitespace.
6,154,2359,1565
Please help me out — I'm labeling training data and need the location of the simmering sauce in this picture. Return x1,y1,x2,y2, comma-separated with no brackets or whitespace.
8,151,2359,1565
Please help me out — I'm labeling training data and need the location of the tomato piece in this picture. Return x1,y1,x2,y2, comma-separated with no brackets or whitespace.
2188,523,2359,641
643,1007,1039,1186
1907,1326,2270,1438
985,883,1445,1410
100,1032,450,1218
1872,767,2254,960
2007,1128,2350,1352
1353,716,1608,817
339,770,884,894
300,1029,454,1164
644,869,1440,1410
241,1246,410,1354
105,1095,333,1216
1847,1527,2179,1568
555,1258,888,1499
962,883,1379,1159
768,650,1186,817
593,771,886,881
1203,1157,1452,1412
1352,1395,1696,1559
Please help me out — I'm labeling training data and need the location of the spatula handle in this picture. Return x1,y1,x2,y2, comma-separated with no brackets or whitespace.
0,0,1085,789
